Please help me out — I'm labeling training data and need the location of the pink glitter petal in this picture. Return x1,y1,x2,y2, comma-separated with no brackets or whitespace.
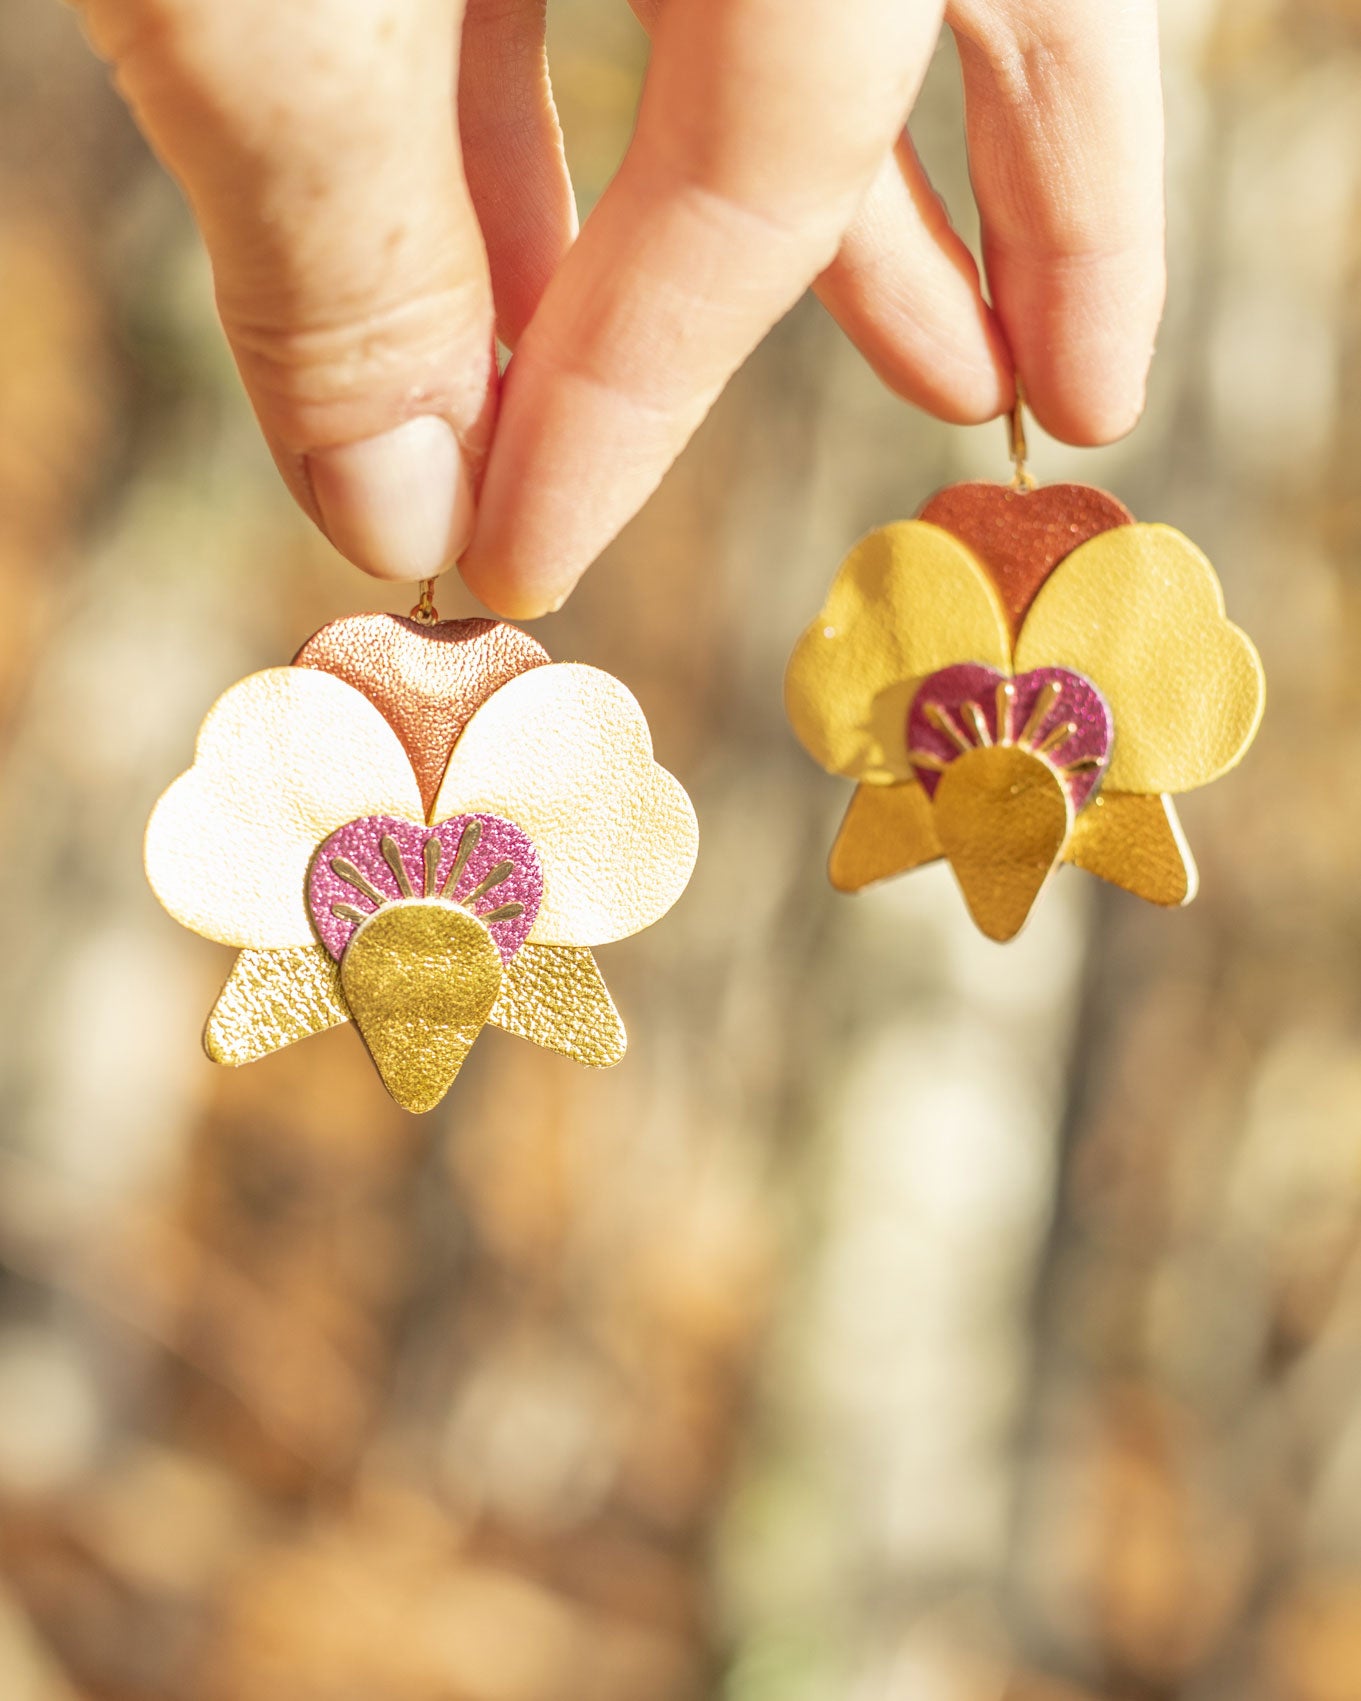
907,663,1113,810
307,813,542,964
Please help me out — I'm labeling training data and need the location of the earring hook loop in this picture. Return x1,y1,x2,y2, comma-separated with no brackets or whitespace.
410,579,440,624
1007,386,1038,491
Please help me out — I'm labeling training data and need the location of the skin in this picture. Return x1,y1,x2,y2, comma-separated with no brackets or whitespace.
75,0,1165,617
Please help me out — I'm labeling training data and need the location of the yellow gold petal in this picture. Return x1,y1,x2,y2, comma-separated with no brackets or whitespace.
785,521,1011,785
1065,792,1199,907
828,781,942,893
146,669,423,949
934,745,1072,943
340,900,502,1114
204,945,349,1067
1013,523,1265,794
434,664,698,948
490,945,626,1067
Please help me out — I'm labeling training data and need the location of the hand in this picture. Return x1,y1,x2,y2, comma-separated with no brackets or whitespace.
77,0,1165,616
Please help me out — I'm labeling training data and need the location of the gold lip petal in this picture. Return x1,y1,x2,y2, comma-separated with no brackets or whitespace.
784,520,1011,786
340,899,503,1114
1013,523,1265,795
1065,791,1199,907
827,780,943,894
204,945,350,1067
489,944,626,1067
933,745,1073,942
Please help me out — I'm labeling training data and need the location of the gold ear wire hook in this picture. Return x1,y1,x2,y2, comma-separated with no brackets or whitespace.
410,579,439,624
1007,386,1037,492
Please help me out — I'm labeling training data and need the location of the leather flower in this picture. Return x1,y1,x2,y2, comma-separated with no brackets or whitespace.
146,616,698,1110
785,485,1265,940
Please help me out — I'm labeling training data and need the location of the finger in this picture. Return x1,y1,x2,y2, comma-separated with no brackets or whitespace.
78,0,496,582
459,0,578,346
814,133,1014,425
950,0,1166,444
462,0,946,617
629,0,1010,425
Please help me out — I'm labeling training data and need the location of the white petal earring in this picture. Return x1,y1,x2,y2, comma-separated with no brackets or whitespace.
145,580,699,1111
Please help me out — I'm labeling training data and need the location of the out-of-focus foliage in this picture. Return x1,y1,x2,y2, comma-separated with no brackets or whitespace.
0,2,1359,1698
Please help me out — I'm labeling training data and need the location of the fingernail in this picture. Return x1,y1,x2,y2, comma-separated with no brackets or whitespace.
307,417,473,582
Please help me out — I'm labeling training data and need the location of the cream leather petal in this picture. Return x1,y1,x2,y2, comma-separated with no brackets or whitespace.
784,521,1011,784
434,664,698,947
1014,524,1265,795
146,668,423,948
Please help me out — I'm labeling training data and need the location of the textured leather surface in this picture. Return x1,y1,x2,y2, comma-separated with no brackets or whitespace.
907,662,1112,809
294,614,549,817
340,901,503,1113
489,944,626,1066
1014,524,1265,794
784,521,1010,784
202,935,632,1079
1065,791,1198,906
918,481,1132,634
434,663,698,948
145,669,422,949
149,623,694,1097
933,746,1072,942
827,780,941,892
204,945,349,1066
307,812,542,963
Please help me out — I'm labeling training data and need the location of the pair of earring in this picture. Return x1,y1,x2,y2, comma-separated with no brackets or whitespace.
144,405,1264,1111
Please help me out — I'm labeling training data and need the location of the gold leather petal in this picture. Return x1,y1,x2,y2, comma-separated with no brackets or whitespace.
827,780,942,893
934,746,1073,943
433,664,698,948
204,945,350,1067
1065,791,1199,907
340,900,503,1114
784,521,1011,785
146,669,423,949
489,944,627,1067
1013,524,1265,795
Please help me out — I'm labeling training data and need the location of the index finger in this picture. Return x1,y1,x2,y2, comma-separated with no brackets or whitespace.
460,0,945,617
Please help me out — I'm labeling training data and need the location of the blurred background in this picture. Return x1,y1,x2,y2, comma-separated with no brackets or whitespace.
2,1,1360,1696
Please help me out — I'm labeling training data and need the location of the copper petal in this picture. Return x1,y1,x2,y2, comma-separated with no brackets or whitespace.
918,481,1132,636
294,614,550,817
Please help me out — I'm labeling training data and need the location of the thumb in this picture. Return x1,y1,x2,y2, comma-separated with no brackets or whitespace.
80,0,495,583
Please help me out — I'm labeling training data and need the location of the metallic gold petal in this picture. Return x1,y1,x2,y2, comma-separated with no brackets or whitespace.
934,746,1072,943
827,781,942,893
489,945,626,1067
146,669,423,949
204,945,349,1067
784,521,1011,785
1013,523,1265,794
434,664,698,948
340,900,502,1114
1065,791,1199,907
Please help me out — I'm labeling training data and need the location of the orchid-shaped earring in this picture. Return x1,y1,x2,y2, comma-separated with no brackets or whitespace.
145,600,698,1111
784,407,1265,941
